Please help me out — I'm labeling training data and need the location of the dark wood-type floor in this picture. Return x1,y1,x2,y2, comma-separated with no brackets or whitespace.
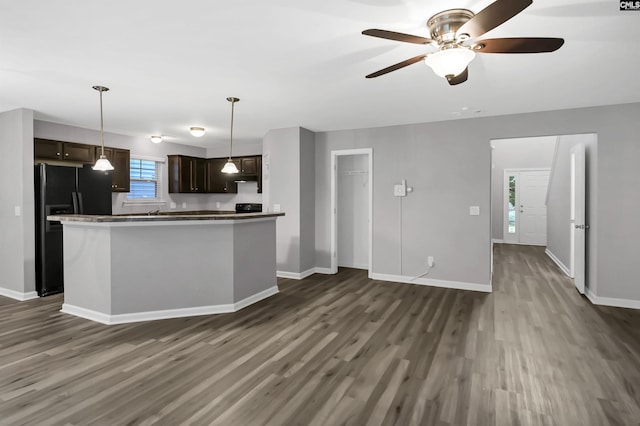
1,244,640,425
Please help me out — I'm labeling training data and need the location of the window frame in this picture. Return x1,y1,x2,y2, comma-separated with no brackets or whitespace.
123,156,166,206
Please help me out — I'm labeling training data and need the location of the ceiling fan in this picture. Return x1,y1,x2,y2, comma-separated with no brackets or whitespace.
362,0,564,85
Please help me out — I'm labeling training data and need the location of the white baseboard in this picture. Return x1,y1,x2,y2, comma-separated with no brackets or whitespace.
585,288,640,310
369,273,492,293
545,249,572,277
61,286,279,325
338,263,368,270
233,286,279,311
277,267,333,280
0,287,39,301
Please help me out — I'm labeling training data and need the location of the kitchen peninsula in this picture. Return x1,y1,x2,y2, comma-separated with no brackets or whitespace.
47,211,284,324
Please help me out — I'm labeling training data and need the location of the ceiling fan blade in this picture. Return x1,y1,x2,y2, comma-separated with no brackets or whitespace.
472,37,564,53
447,67,469,85
362,29,434,45
365,54,427,78
457,0,532,39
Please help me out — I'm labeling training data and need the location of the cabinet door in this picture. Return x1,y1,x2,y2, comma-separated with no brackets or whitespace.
206,158,237,193
34,139,63,160
193,158,205,193
179,157,193,193
256,156,262,194
111,149,130,192
240,157,257,175
63,143,95,163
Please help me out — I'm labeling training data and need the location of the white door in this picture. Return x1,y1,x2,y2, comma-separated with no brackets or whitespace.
519,171,551,245
503,169,550,245
571,144,586,294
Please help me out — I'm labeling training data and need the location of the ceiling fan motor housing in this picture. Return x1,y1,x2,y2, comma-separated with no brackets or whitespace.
427,9,474,45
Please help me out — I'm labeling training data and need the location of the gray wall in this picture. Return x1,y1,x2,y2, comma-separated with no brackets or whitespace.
0,109,36,296
263,127,302,273
299,128,316,273
315,122,490,285
313,102,640,302
263,126,316,275
546,134,598,284
34,120,262,213
491,136,557,240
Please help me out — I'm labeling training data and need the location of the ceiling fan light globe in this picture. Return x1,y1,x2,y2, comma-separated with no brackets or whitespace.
221,159,239,174
425,48,476,78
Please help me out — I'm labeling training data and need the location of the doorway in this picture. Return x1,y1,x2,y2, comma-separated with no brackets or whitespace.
330,149,373,276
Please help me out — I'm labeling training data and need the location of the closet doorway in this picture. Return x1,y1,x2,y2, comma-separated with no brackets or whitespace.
330,149,373,275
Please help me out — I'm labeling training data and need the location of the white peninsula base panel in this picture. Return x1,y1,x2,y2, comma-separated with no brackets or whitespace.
57,216,280,324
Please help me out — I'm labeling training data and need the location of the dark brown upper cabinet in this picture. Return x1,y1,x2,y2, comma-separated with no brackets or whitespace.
97,147,130,192
35,138,95,163
206,158,237,194
168,154,262,194
168,155,206,193
239,157,257,175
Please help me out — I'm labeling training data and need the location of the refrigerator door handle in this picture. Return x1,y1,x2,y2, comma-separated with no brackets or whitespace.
71,192,84,214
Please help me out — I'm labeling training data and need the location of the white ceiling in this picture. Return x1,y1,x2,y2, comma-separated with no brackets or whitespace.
1,0,639,148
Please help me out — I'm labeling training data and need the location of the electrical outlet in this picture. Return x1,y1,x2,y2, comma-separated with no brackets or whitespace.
427,256,434,267
216,202,221,209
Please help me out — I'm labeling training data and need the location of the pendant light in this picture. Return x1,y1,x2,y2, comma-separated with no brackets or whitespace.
92,85,114,171
221,97,240,174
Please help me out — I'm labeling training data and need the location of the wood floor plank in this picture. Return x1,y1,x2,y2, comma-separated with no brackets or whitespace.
1,245,639,425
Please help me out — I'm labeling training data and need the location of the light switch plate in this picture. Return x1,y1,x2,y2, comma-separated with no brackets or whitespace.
170,202,176,209
469,206,480,216
273,204,281,212
14,206,21,217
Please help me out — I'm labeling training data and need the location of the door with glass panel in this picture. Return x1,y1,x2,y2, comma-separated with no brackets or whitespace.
504,169,550,245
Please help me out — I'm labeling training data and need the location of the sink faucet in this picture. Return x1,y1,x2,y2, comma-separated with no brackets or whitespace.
147,209,160,216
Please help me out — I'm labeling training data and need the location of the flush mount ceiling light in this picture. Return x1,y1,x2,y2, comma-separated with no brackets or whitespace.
150,135,162,144
92,85,114,171
221,97,240,174
362,0,564,85
190,127,205,137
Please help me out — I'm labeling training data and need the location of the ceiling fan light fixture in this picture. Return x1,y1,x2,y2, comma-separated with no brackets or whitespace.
190,127,205,137
424,48,476,79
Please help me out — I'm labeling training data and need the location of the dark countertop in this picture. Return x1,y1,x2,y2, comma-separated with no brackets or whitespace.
47,211,285,223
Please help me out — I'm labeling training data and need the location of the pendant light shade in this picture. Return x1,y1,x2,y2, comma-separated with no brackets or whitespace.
92,85,114,171
221,97,240,174
221,159,239,174
150,135,162,144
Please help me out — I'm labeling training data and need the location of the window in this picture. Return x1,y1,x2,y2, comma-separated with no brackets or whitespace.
128,158,162,200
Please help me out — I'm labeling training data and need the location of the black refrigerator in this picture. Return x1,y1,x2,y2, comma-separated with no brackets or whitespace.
34,163,113,296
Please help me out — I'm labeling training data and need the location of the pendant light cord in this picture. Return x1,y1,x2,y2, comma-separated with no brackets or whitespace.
99,89,105,156
228,99,235,161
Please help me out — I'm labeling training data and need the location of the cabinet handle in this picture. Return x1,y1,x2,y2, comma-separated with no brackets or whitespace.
56,152,61,156
114,184,118,188
65,153,69,157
